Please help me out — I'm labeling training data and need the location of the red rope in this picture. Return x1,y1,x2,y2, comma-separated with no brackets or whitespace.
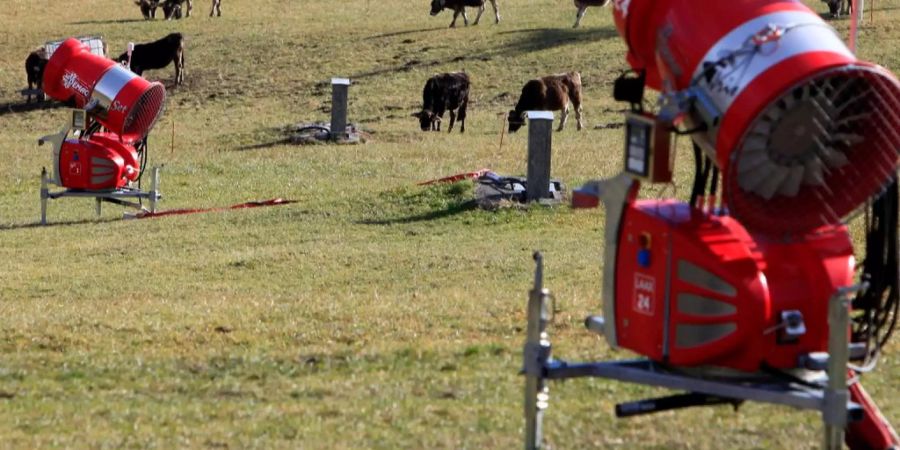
135,198,296,219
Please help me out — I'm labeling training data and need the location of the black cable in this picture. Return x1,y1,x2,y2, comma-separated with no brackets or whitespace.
690,143,703,208
852,178,899,364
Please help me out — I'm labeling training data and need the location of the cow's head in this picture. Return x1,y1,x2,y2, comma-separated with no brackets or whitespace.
430,0,446,16
413,110,440,131
507,110,526,133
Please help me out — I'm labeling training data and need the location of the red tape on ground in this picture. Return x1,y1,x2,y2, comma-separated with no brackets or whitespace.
135,198,296,219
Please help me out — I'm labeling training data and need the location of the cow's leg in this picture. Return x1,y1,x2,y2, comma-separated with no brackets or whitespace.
558,105,570,132
474,4,485,25
458,103,467,133
448,110,457,133
575,103,584,131
462,8,470,26
490,0,500,23
574,5,587,28
186,0,192,17
450,9,460,27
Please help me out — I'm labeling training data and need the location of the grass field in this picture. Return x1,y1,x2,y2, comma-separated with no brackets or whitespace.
0,0,898,448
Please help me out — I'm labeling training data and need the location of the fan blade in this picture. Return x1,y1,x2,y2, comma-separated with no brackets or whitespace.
803,157,827,186
777,165,805,197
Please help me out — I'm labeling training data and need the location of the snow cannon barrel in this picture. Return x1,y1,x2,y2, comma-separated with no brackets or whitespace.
43,38,166,140
613,0,900,235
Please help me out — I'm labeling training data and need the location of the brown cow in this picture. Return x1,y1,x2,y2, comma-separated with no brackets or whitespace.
508,72,583,133
573,0,610,28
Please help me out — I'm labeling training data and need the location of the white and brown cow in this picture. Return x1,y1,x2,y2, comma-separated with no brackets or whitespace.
508,72,583,133
573,0,610,28
430,0,500,28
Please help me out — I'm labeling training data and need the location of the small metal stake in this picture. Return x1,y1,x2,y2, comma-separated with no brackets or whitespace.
330,78,350,141
526,111,554,203
40,168,48,225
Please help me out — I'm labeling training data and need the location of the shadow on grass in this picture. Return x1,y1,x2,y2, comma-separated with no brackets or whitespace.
366,26,448,39
235,139,291,151
68,18,147,25
357,199,477,225
348,26,617,82
0,217,120,231
494,26,619,55
0,100,67,118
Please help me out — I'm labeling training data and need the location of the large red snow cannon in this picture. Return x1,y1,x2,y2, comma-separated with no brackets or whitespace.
37,38,165,223
522,1,899,449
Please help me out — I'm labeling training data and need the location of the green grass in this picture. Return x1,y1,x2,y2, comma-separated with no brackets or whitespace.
0,0,898,447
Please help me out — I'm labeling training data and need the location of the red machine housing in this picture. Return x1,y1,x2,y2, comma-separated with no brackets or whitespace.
613,199,854,371
612,0,900,235
58,133,141,190
43,38,166,141
40,38,165,191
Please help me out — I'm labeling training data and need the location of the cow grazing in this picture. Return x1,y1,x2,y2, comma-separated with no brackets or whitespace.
118,33,185,86
136,0,160,19
210,0,222,16
413,72,471,133
573,0,610,28
824,0,851,18
162,0,193,19
430,0,500,28
508,72,583,133
24,48,48,103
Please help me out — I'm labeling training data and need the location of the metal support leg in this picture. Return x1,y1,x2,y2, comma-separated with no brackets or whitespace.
824,286,857,450
149,167,160,213
40,168,48,225
524,252,552,450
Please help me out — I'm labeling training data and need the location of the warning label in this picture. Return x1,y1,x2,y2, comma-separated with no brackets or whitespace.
633,273,655,316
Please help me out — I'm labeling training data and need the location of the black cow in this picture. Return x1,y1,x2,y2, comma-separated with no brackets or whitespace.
573,0,610,28
413,72,470,133
162,0,193,19
430,0,500,28
118,33,185,86
136,0,160,19
24,48,48,103
824,0,851,18
210,0,222,17
508,72,583,133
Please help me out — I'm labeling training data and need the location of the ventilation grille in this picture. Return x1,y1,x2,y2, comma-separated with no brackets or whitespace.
728,65,900,235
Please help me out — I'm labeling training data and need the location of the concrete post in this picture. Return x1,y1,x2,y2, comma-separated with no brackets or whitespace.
526,111,554,203
331,78,350,140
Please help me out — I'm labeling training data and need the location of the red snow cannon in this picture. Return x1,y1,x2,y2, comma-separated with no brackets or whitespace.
43,38,166,141
613,0,900,235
